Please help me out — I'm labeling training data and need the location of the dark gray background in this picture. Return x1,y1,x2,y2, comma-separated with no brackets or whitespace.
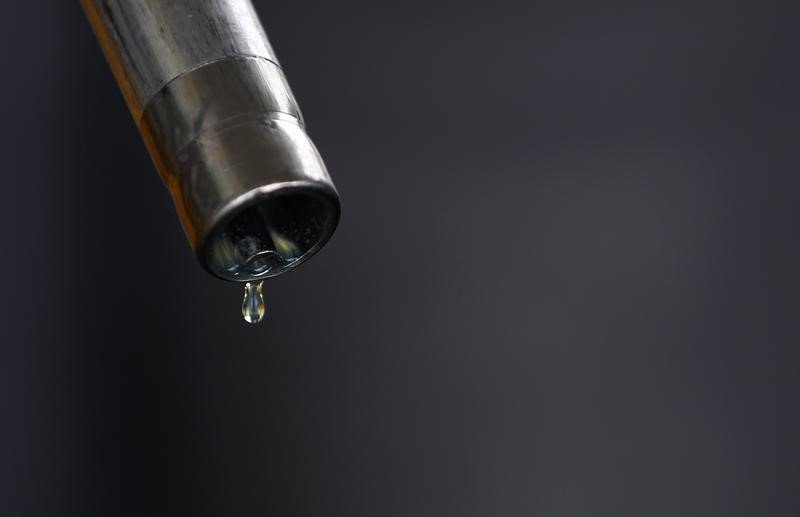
2,1,799,515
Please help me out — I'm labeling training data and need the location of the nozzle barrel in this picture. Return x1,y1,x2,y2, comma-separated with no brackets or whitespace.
82,0,340,281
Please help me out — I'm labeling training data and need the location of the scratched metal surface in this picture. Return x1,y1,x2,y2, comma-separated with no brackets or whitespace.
82,0,279,114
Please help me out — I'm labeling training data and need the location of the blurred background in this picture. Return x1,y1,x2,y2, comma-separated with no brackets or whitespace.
2,1,799,515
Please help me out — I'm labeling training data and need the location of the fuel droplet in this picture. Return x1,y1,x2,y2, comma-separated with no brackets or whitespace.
242,281,265,324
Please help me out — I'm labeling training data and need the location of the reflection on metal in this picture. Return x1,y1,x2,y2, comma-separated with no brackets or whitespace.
82,0,340,284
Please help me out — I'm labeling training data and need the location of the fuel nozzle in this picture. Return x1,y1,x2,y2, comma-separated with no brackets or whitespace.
82,0,340,290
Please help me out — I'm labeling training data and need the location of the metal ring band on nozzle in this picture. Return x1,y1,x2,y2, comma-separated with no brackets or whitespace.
139,57,340,281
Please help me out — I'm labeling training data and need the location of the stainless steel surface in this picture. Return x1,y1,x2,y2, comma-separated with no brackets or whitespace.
82,0,279,117
82,0,340,281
